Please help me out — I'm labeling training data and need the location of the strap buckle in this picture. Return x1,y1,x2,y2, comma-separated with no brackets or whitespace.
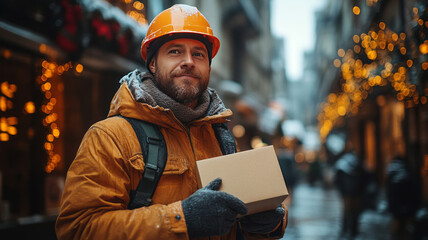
147,137,162,145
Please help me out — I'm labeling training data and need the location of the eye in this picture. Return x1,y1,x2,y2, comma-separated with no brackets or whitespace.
168,49,180,54
193,52,206,58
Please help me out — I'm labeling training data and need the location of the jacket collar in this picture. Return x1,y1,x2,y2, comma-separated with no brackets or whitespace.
107,70,232,129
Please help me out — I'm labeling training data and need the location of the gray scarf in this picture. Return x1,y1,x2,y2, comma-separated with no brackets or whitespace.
120,69,227,124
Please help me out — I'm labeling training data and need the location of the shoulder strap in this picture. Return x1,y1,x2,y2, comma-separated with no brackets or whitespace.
212,123,237,155
120,116,167,209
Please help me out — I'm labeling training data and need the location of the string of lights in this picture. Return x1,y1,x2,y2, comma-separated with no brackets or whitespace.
0,78,18,142
318,4,428,142
37,46,84,173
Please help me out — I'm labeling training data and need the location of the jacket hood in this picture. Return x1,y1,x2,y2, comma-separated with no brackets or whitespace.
107,69,232,129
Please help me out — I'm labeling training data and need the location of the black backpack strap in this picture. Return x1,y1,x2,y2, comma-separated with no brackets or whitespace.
120,116,167,209
212,122,237,155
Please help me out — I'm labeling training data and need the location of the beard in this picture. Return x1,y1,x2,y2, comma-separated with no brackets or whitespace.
154,67,209,104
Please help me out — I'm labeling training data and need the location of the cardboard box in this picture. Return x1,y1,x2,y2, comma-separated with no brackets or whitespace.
196,145,288,215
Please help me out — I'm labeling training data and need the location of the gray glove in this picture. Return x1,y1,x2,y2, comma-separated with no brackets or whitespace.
239,206,285,234
182,178,248,238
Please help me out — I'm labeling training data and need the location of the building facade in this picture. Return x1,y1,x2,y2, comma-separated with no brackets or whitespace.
313,0,428,213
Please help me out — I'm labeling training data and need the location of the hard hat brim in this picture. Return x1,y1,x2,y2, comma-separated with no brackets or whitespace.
141,30,220,62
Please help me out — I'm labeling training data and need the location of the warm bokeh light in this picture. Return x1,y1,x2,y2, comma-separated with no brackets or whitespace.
333,59,341,68
0,96,6,111
75,64,84,73
251,136,266,149
126,10,148,25
392,33,399,41
44,142,53,151
232,124,245,138
47,134,54,142
24,101,36,114
420,42,428,54
0,117,7,131
7,117,18,125
53,128,60,138
413,7,419,15
39,44,47,53
354,45,361,53
337,48,345,57
42,82,51,91
133,1,144,10
3,49,11,59
353,35,360,43
0,132,9,141
337,106,347,116
8,126,17,135
367,50,377,60
353,6,360,15
366,0,379,7
1,81,17,98
0,80,18,139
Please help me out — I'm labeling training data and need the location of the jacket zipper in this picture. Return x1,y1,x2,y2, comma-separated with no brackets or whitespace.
166,112,197,161
183,124,197,162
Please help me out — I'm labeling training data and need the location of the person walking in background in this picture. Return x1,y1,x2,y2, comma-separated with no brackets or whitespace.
277,145,298,203
55,4,287,240
334,141,367,239
386,155,420,240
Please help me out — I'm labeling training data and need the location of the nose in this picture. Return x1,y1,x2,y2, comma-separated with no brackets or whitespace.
180,51,195,69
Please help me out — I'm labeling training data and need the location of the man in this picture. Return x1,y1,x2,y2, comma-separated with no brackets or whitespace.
56,4,287,240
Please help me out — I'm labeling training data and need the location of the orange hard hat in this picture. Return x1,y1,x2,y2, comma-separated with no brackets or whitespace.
140,4,220,62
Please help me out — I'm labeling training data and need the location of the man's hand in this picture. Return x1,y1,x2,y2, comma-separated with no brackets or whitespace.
181,178,248,238
239,205,286,234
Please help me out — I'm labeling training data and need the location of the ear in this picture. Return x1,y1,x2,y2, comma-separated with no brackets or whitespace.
149,59,156,73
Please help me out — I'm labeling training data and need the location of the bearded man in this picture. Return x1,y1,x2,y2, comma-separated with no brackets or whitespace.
56,4,287,240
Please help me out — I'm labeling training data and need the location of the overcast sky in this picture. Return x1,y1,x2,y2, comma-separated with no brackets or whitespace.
271,0,327,81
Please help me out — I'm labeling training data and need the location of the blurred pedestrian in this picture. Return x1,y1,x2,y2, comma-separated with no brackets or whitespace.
386,156,420,240
55,4,287,240
308,158,323,186
334,142,366,239
277,146,298,200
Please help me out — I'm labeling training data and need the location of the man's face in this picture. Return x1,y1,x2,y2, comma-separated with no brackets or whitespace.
149,38,211,106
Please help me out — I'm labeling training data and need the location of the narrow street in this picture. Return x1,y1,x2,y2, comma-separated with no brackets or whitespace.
282,182,392,240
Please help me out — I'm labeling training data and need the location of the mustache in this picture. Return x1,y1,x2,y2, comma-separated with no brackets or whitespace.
171,69,201,79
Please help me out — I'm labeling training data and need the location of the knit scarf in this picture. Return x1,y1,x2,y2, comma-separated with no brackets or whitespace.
120,69,226,124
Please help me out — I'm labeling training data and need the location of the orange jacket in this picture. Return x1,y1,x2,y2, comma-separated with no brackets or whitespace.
56,83,287,240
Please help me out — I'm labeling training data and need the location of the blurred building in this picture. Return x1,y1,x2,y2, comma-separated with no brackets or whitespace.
0,0,154,238
178,0,287,150
0,0,285,238
312,0,427,212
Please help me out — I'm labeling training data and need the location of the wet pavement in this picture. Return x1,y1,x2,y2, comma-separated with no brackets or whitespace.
282,182,392,240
